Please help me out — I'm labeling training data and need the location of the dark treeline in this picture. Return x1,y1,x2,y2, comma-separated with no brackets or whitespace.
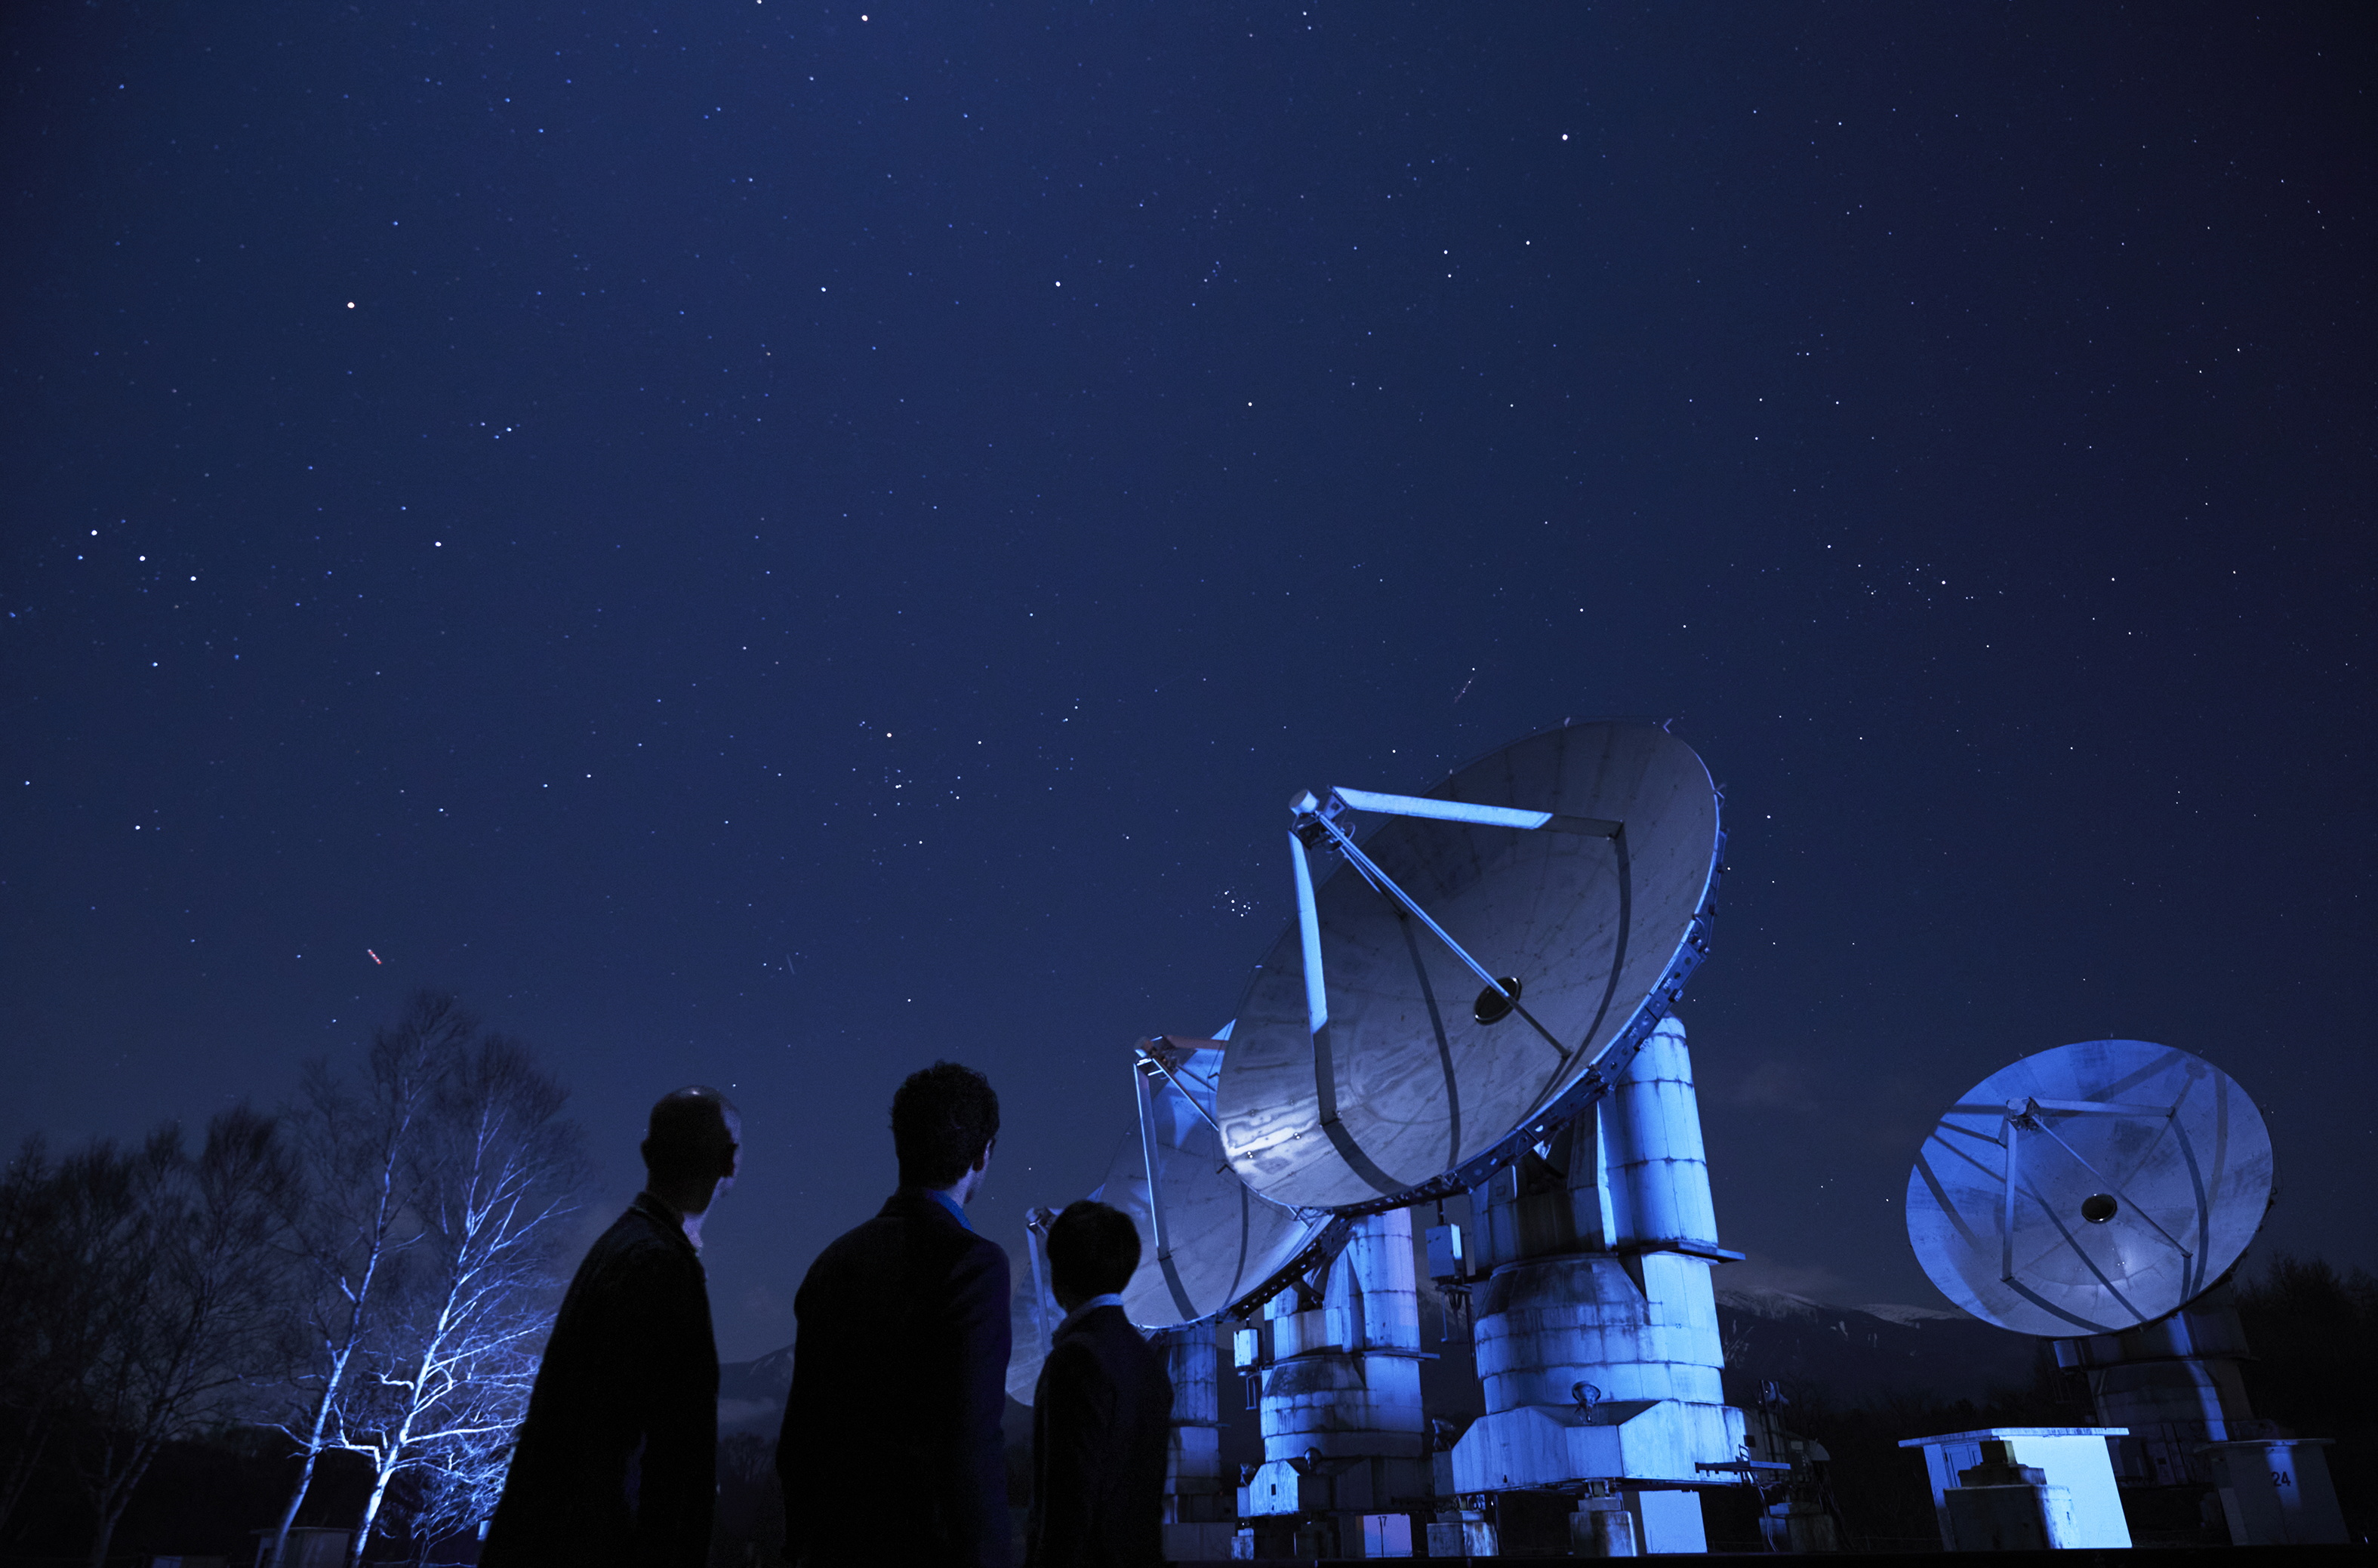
0,991,584,1568
9,1014,2372,1565
1713,1338,2081,1551
2234,1253,2378,1544
1709,1252,2378,1550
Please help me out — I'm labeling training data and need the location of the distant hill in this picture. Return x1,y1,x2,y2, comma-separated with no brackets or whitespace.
1712,1286,2041,1409
719,1340,1038,1472
718,1283,2044,1443
719,1342,796,1434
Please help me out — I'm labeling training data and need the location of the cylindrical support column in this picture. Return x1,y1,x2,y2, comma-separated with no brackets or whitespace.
1163,1325,1222,1425
1471,1254,1724,1411
1246,1209,1433,1523
1153,1326,1227,1525
1258,1207,1425,1462
1338,1201,1423,1354
1258,1353,1425,1463
1603,1017,1719,1250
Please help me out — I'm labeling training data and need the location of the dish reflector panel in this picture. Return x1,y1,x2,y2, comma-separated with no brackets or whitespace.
1107,1040,1332,1326
1215,722,1723,1211
1905,1040,2273,1336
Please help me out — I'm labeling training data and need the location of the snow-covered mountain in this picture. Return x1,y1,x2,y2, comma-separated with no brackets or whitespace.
1712,1286,2039,1407
719,1343,796,1434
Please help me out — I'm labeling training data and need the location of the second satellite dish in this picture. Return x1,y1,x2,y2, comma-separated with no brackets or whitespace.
1006,1035,1329,1400
1105,1038,1332,1325
1215,721,1723,1212
1906,1040,2273,1336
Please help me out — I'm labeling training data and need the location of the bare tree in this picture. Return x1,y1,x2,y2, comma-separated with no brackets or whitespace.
70,1107,298,1568
262,992,474,1568
394,1335,540,1566
330,1033,584,1566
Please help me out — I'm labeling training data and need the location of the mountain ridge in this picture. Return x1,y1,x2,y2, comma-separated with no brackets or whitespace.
721,1283,2041,1432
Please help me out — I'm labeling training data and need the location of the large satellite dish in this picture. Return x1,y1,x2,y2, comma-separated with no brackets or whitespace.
1009,719,1723,1378
1905,1040,2274,1336
1213,721,1724,1212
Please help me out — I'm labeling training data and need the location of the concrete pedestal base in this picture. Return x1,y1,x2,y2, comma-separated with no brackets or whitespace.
1899,1426,2131,1550
1944,1483,2077,1551
1450,1396,1742,1490
2203,1437,2347,1544
1570,1496,1639,1556
1422,1518,1496,1557
1625,1488,1708,1553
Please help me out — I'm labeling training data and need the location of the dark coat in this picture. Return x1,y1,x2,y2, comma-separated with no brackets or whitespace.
482,1193,718,1568
778,1190,1013,1568
1024,1305,1174,1568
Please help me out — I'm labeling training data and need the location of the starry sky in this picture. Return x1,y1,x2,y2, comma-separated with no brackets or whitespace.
5,2,2371,1361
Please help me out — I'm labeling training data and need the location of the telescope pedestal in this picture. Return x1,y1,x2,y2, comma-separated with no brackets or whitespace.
1237,1209,1431,1557
1445,1019,1742,1554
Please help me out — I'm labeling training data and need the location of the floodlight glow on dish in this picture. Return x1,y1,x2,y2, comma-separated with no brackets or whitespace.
1215,721,1725,1213
1905,1039,2275,1336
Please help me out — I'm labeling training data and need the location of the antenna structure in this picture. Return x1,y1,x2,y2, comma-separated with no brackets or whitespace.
1905,1039,2275,1336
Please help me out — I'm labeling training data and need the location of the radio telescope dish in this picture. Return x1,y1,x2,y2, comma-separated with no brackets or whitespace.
1905,1040,2274,1336
1009,720,1723,1398
1215,721,1723,1212
1008,1034,1330,1398
1101,1038,1331,1326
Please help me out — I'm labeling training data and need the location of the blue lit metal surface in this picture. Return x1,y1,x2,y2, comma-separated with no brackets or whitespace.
1101,1040,1333,1329
1306,806,1524,1012
1009,722,1727,1358
1446,1018,1747,1493
1906,1040,2274,1335
1289,832,1329,1035
1215,721,1726,1213
1327,787,1554,831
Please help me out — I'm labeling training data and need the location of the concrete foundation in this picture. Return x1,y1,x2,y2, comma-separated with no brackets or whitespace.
1155,1321,1232,1561
1899,1427,2131,1550
2202,1437,2348,1545
1944,1484,2077,1551
1939,1440,2080,1551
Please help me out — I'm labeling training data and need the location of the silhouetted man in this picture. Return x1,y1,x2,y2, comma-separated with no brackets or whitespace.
779,1061,1011,1567
1024,1200,1172,1568
482,1086,740,1568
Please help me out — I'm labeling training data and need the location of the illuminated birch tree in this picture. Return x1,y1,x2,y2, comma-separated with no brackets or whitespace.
261,991,471,1568
329,1034,584,1566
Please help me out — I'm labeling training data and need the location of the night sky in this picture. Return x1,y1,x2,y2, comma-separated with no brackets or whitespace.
7,2,2371,1363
